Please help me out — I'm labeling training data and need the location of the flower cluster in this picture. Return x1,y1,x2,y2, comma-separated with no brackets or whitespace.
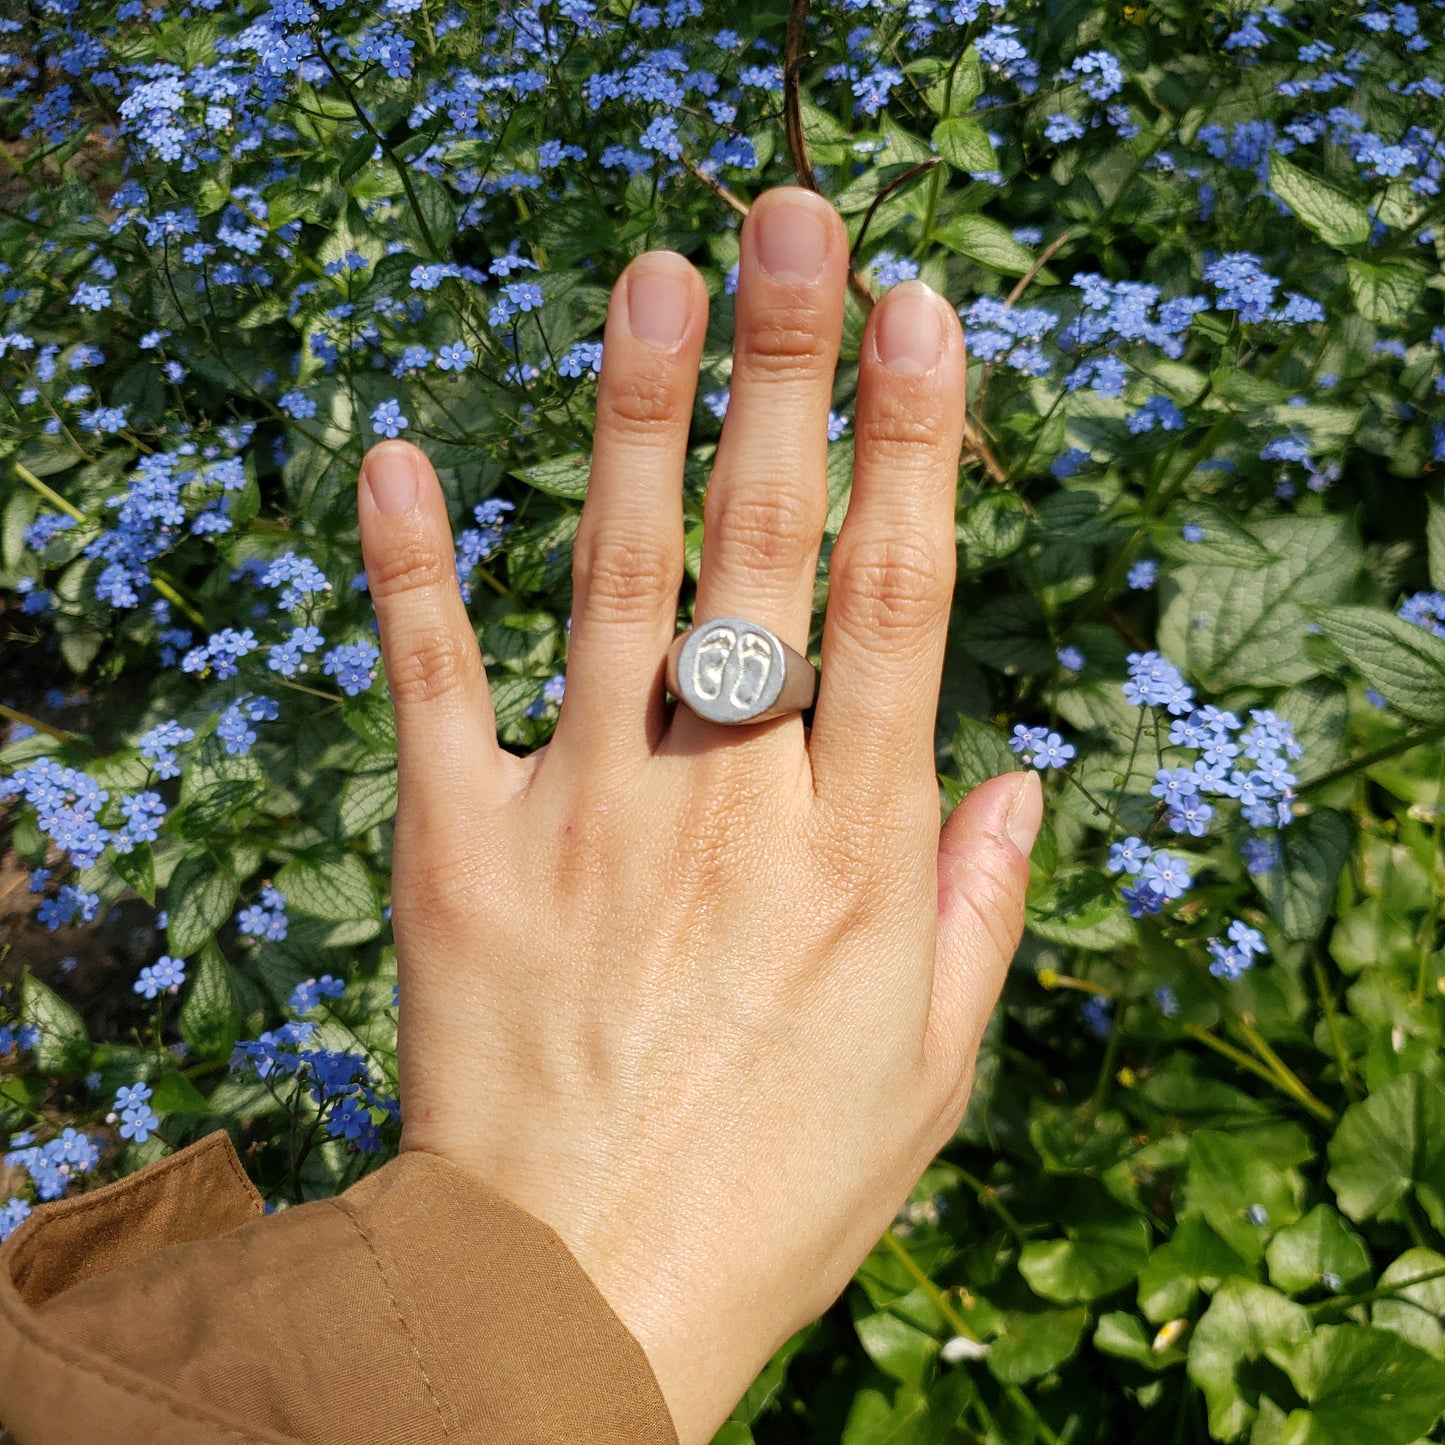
4,1128,101,1207
455,498,517,602
111,1082,160,1143
321,640,382,696
237,886,289,942
1009,725,1077,770
134,955,187,999
289,974,346,1013
229,1023,396,1155
217,695,279,757
0,758,111,870
1399,591,1445,638
1106,658,1301,937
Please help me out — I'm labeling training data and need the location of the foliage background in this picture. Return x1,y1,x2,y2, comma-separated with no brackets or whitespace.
4,0,1445,1439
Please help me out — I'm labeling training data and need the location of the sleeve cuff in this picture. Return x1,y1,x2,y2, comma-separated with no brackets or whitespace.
0,1130,679,1445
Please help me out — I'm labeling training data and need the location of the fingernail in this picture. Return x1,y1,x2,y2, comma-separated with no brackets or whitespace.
627,257,693,350
875,280,946,375
362,442,418,515
1004,770,1043,859
755,191,832,283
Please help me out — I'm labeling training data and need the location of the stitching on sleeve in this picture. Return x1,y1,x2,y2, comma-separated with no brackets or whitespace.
328,1195,453,1440
0,1132,286,1441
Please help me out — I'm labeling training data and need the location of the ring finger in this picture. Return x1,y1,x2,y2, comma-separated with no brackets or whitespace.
666,187,849,760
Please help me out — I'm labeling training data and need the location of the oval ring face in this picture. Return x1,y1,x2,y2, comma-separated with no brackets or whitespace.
677,617,787,724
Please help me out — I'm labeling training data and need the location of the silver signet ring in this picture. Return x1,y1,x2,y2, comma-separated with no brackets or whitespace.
666,617,818,725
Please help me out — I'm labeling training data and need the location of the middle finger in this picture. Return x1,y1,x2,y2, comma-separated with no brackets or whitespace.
670,188,848,754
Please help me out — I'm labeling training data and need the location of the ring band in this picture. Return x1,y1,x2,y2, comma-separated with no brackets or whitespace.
666,617,818,725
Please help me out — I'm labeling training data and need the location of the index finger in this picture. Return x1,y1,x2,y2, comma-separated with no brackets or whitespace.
806,280,967,821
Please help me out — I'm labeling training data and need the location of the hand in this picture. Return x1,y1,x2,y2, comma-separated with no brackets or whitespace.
355,186,1041,1444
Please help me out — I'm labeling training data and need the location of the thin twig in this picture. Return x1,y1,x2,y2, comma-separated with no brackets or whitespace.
680,154,749,218
0,703,81,744
783,0,815,192
1004,228,1075,309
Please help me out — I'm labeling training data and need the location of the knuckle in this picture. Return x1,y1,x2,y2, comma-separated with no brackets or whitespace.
856,391,953,458
572,529,680,615
951,862,1028,964
397,846,499,937
602,368,684,434
367,538,456,603
930,1043,979,1138
738,298,835,379
830,536,953,636
386,628,481,707
707,488,822,571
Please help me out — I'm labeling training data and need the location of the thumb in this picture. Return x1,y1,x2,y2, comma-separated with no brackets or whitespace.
924,769,1041,1100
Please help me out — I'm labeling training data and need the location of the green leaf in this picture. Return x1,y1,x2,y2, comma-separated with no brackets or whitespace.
148,1069,215,1115
1313,606,1445,722
958,489,1028,565
1186,1280,1312,1441
1093,1311,1186,1371
172,778,266,840
1180,1130,1303,1261
404,171,457,252
1258,808,1351,942
178,943,241,1062
1428,499,1445,592
1020,1211,1151,1303
1266,1205,1372,1296
337,759,398,837
1138,1215,1254,1324
950,47,984,111
922,45,983,115
1158,515,1360,689
113,843,156,906
840,1382,936,1445
1267,154,1371,249
961,593,1055,673
1373,1248,1445,1359
1154,501,1276,567
985,1307,1089,1384
852,1291,940,1388
933,214,1036,276
1327,1073,1445,1229
1027,866,1135,951
343,691,398,752
276,849,380,924
1271,1324,1445,1445
1346,259,1427,325
21,970,89,1074
932,117,995,172
949,714,1019,792
166,851,240,958
336,133,378,184
513,452,591,501
711,1425,755,1445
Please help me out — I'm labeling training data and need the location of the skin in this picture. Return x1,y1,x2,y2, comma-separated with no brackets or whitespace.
354,186,1041,1444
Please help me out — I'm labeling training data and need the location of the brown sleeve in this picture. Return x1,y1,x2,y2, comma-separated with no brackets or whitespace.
0,1129,679,1445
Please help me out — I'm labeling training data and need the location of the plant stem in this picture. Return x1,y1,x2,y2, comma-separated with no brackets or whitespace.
14,461,86,522
1416,745,1445,1001
1229,1015,1335,1124
1310,950,1361,1101
0,703,81,744
952,1165,1029,1242
1297,719,1445,796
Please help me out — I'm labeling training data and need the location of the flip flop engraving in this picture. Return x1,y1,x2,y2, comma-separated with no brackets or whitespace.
693,624,736,701
730,631,772,710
